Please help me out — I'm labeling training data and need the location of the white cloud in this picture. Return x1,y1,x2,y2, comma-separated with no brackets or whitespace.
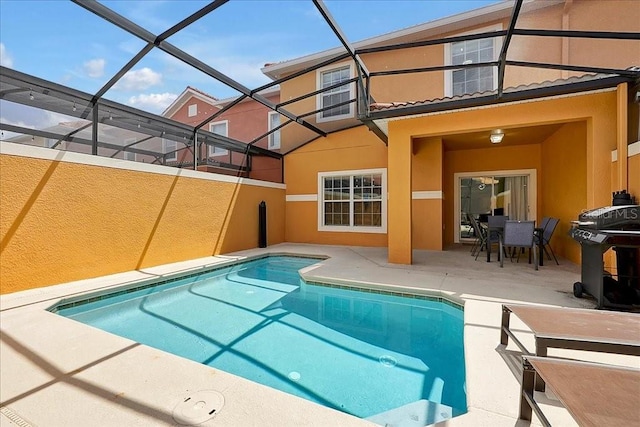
0,43,14,68
83,58,106,78
0,116,34,141
116,67,163,91
128,92,177,113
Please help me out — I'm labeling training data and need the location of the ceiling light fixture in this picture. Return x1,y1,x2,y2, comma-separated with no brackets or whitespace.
490,130,504,144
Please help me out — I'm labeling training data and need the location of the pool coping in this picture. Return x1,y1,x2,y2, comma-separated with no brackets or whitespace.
47,252,464,315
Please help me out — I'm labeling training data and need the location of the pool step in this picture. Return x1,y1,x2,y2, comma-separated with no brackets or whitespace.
365,399,452,427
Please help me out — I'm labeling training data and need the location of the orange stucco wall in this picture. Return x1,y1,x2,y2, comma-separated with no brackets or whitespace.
284,126,387,246
0,148,285,294
629,149,640,201
412,137,444,250
540,121,587,263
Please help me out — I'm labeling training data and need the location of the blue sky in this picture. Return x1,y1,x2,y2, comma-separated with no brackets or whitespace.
0,0,499,116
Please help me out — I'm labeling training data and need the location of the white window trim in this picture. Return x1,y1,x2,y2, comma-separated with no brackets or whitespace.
444,24,502,98
316,62,355,123
188,103,197,117
209,120,229,157
317,168,387,234
453,168,537,243
268,111,281,150
163,138,178,162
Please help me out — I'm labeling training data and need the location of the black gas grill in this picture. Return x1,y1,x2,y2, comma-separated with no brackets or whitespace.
570,204,640,309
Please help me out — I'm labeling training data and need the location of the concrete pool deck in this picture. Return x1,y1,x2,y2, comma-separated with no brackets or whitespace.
2,243,639,426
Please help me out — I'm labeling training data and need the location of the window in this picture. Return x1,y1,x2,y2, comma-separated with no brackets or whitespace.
163,138,178,162
316,64,354,122
268,111,280,149
44,138,57,148
445,26,500,97
188,104,197,117
209,121,229,157
123,138,137,161
318,169,387,233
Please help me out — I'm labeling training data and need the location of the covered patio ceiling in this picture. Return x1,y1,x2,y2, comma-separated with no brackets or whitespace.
1,0,638,160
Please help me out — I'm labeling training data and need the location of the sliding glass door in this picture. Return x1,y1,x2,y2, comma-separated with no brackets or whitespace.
455,169,536,243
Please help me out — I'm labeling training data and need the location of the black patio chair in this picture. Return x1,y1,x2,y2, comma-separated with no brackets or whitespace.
536,217,560,265
468,214,487,258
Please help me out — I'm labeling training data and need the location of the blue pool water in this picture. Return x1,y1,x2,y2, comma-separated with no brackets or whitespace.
55,256,467,421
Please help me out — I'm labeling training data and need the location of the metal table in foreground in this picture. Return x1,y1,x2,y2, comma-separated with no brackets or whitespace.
520,356,640,427
501,304,640,390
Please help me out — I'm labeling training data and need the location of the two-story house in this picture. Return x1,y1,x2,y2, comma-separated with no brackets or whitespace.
262,0,640,264
163,86,282,182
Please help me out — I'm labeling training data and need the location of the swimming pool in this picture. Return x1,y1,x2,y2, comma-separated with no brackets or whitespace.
53,255,467,423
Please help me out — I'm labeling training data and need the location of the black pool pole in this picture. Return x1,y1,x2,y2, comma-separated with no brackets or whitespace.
258,201,267,248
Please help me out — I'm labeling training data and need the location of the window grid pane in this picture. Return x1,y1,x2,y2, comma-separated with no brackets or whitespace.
321,66,351,118
451,38,494,96
322,173,383,228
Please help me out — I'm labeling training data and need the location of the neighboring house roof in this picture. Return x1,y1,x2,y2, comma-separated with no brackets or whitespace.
162,85,280,118
261,0,563,79
212,85,280,107
162,86,219,117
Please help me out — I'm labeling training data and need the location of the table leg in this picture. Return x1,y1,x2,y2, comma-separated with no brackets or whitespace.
534,341,547,392
500,306,511,345
486,233,491,262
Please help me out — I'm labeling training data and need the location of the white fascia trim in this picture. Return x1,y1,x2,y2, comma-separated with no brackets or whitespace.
412,191,444,200
0,142,285,190
162,87,220,117
286,194,317,202
214,86,280,107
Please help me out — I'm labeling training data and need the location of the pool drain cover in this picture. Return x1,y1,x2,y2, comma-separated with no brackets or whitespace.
172,390,224,425
288,371,301,381
379,355,398,367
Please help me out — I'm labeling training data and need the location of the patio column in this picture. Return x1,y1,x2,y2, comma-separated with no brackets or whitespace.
387,121,413,264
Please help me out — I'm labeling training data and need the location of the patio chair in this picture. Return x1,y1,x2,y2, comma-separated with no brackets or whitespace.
467,214,487,258
535,217,560,265
486,215,509,261
499,220,537,269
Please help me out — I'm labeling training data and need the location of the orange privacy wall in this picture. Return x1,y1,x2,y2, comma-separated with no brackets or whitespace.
0,145,285,294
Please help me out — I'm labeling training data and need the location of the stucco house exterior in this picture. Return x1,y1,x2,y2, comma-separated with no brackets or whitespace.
262,0,640,265
163,86,283,182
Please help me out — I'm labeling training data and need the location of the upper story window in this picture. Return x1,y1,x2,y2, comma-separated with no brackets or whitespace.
445,26,500,97
188,104,197,117
209,121,229,157
163,138,178,162
44,138,57,149
268,111,281,150
316,64,354,122
317,168,387,233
